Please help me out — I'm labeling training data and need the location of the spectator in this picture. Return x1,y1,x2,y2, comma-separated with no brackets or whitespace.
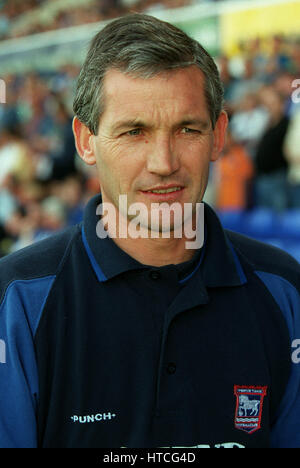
214,130,254,211
55,175,86,225
0,121,35,186
218,55,239,116
47,99,77,181
229,91,269,158
254,87,290,211
274,72,300,117
225,58,263,108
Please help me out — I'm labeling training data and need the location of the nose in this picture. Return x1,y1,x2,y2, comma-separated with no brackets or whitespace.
146,134,180,176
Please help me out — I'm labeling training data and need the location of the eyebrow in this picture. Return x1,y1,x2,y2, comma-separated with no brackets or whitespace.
111,119,148,133
179,119,211,130
111,117,211,133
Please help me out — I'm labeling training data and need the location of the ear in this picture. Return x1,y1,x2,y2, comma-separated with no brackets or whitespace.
72,116,96,166
210,110,228,162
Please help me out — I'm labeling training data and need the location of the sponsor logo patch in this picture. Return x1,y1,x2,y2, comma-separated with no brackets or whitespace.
234,385,267,434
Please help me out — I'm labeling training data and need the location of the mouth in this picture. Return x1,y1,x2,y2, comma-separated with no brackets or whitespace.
139,185,184,200
143,186,182,194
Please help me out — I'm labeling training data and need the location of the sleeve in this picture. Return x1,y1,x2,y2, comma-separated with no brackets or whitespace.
0,276,55,447
255,270,300,448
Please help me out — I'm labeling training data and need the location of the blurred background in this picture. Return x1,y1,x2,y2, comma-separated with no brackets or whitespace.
0,0,300,260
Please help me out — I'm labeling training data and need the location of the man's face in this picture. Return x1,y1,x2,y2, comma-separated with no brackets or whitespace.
75,66,227,233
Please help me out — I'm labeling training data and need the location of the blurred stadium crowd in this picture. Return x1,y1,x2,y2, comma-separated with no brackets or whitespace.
0,0,300,259
0,0,192,39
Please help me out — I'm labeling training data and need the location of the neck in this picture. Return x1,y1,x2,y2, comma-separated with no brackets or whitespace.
100,206,203,267
112,235,197,267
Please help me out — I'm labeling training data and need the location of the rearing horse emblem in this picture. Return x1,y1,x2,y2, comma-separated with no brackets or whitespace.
234,386,267,434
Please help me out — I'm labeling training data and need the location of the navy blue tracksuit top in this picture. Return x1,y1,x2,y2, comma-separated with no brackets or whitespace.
0,194,300,448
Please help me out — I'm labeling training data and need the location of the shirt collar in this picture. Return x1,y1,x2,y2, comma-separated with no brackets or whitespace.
82,194,247,287
201,203,247,287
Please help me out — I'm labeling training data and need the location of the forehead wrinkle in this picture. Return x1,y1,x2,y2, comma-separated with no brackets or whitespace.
101,67,210,131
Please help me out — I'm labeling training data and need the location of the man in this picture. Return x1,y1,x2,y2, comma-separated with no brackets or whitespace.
0,14,299,448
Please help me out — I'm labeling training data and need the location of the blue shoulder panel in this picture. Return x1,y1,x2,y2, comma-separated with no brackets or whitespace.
255,271,300,448
0,276,55,448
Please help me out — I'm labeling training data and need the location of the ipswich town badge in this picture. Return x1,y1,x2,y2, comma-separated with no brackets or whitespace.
234,386,267,434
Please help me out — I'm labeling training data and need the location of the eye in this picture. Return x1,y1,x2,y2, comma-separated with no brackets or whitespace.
126,128,142,136
181,127,200,134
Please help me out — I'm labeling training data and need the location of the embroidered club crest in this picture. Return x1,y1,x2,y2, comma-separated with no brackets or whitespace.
234,386,267,434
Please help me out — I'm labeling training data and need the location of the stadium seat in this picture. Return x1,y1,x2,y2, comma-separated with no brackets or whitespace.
263,238,285,249
280,242,300,263
242,208,277,239
275,210,300,240
217,210,245,233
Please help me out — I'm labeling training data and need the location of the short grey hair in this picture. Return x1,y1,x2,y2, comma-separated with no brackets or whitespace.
73,13,224,135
